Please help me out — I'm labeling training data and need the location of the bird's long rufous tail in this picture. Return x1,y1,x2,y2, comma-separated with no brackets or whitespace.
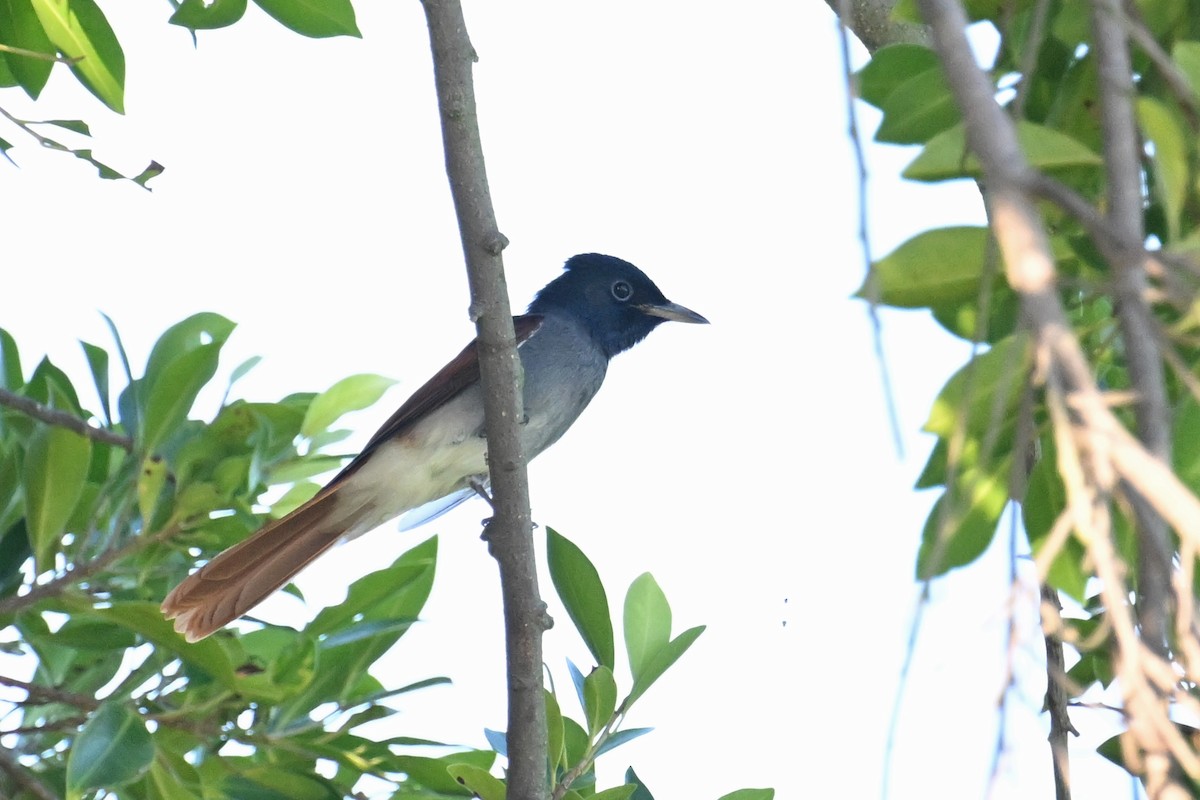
161,485,357,642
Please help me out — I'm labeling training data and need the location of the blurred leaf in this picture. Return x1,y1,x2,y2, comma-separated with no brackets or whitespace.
24,425,91,572
484,727,506,756
65,702,153,799
0,519,31,599
132,159,164,188
1174,40,1200,99
855,43,940,107
137,455,169,526
389,751,494,795
301,373,396,438
548,527,615,669
591,787,638,800
0,0,54,98
0,327,21,390
76,601,239,688
169,0,246,29
875,67,960,144
859,226,991,309
624,573,671,684
251,0,360,38
1025,440,1087,600
904,121,1102,182
916,455,1012,578
625,625,704,709
584,665,617,736
1136,96,1188,242
445,764,505,800
924,334,1030,437
143,312,235,392
718,790,776,800
79,340,110,425
546,688,565,772
29,0,125,112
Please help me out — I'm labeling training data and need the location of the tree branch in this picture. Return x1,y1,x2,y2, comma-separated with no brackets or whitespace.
824,0,929,52
0,745,57,800
0,673,101,710
0,523,178,617
1091,2,1175,790
418,3,548,798
0,387,133,451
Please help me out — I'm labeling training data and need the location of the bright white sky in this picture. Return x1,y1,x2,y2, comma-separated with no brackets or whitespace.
0,2,1139,798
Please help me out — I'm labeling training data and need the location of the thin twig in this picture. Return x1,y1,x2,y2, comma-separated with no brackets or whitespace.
0,674,100,711
0,44,78,65
1041,585,1077,800
0,387,133,451
881,585,930,800
0,523,178,617
1116,2,1200,130
834,1,905,458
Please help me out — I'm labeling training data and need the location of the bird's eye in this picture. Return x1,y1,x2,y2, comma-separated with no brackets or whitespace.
611,280,633,302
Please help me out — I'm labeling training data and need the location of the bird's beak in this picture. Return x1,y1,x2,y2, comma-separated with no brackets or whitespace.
637,301,710,325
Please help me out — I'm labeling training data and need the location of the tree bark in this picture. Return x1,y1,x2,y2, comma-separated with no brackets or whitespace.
419,3,549,798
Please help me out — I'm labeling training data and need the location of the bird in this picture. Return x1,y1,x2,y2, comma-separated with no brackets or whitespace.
161,253,708,641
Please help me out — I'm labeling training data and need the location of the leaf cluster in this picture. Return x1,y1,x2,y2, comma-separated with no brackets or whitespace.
854,0,1200,781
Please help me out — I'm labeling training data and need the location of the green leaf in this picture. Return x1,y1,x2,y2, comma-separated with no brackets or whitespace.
43,117,89,134
875,67,960,145
66,702,153,799
625,767,655,800
0,519,32,599
548,527,615,669
595,726,652,756
29,0,124,112
904,121,1102,182
583,665,617,736
445,764,505,800
143,312,235,391
924,334,1030,437
859,226,991,309
625,625,704,709
301,373,396,438
79,340,110,425
169,0,247,29
141,343,223,451
1137,96,1189,242
389,752,494,795
23,425,91,572
916,455,1012,578
251,0,360,38
0,327,21,390
546,689,565,772
1025,441,1087,600
73,600,239,688
131,159,164,188
718,791,776,800
623,573,671,683
0,0,55,98
591,787,638,800
1173,41,1200,99
855,43,940,108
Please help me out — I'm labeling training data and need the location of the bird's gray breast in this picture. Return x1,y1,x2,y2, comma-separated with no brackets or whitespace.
517,314,608,458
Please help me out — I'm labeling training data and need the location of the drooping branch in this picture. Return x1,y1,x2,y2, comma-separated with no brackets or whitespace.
915,0,1197,790
0,387,133,451
418,3,549,798
1091,1,1175,791
824,0,929,52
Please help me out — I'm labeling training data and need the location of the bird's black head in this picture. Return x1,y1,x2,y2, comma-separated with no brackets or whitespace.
528,253,708,359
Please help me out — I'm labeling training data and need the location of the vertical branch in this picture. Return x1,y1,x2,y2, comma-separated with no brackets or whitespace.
1091,0,1173,655
419,3,549,798
1092,1,1174,792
